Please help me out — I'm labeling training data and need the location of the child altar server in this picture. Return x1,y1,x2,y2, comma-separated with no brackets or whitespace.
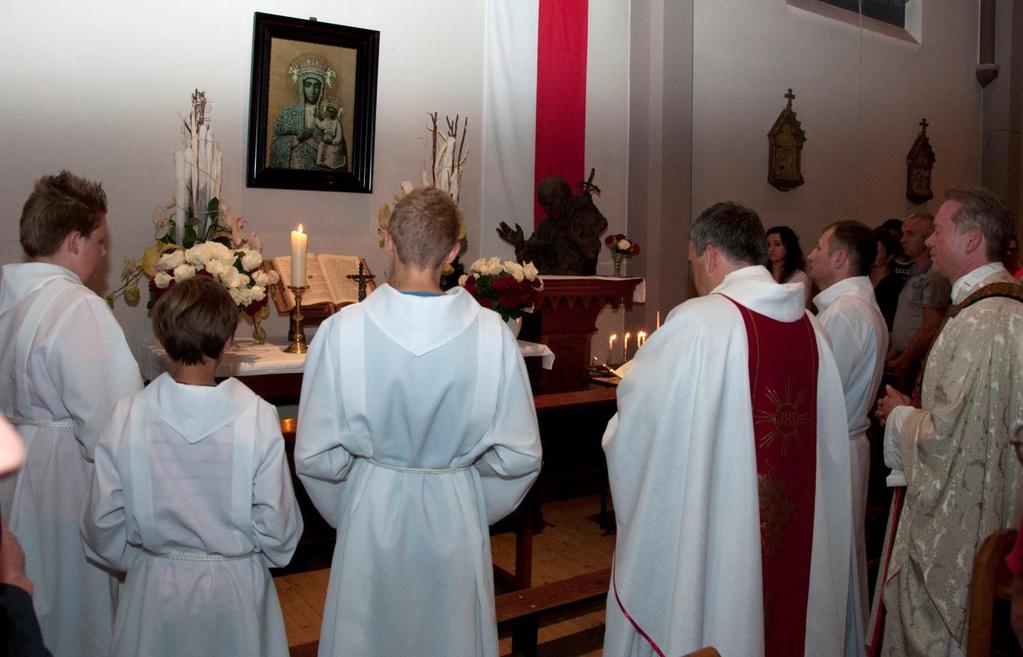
295,187,543,657
82,276,302,657
0,171,143,657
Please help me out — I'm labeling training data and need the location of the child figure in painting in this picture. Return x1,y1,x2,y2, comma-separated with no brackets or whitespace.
82,276,302,657
295,187,542,657
315,100,347,170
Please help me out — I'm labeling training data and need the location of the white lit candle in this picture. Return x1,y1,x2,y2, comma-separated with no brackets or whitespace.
656,310,661,330
608,334,617,366
290,224,308,287
637,330,647,349
623,332,631,362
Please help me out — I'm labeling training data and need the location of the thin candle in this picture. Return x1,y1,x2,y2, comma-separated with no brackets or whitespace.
608,334,617,366
656,310,661,330
637,330,647,349
290,224,308,287
623,332,631,362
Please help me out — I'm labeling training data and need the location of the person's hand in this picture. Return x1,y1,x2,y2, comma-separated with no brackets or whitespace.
1,525,33,595
876,385,913,426
886,351,905,374
496,222,525,248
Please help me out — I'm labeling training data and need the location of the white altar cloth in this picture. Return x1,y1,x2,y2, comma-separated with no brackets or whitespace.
140,338,555,382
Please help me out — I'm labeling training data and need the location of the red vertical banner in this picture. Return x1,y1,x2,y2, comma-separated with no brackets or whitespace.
534,0,589,227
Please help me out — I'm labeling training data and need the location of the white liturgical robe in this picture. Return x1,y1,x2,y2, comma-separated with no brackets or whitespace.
602,266,855,657
295,284,542,657
814,275,887,629
82,373,302,657
0,262,143,657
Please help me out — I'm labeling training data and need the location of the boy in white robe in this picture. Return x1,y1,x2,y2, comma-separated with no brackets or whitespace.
296,187,543,657
82,277,303,657
0,171,143,657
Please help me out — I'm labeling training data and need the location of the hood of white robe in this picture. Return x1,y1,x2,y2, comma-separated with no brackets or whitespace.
360,283,482,357
145,373,256,443
711,265,806,322
0,263,82,315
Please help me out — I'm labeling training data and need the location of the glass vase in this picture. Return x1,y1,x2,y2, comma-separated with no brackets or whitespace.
612,251,624,277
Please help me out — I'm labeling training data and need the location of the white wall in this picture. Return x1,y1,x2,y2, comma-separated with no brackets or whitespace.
0,0,636,361
0,0,490,351
691,0,983,256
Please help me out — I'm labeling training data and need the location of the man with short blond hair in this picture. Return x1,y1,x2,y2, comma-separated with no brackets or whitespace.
876,186,1023,657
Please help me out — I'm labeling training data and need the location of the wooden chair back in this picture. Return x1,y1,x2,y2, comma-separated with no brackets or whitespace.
966,528,1017,657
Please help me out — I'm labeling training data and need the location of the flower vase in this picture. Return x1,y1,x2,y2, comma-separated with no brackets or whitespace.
612,251,624,277
507,316,523,338
244,312,268,344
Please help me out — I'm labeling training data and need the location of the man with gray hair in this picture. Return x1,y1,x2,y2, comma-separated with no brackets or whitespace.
875,186,1023,657
806,220,888,638
603,202,856,656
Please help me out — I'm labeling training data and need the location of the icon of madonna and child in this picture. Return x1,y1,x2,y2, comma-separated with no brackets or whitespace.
269,53,349,172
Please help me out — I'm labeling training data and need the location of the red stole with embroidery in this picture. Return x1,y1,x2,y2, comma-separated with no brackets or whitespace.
724,296,818,657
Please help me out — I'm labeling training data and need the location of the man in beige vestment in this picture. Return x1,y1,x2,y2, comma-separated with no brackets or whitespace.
876,186,1023,657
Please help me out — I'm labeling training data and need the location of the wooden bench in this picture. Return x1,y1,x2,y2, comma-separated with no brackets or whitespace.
279,567,613,657
496,568,611,657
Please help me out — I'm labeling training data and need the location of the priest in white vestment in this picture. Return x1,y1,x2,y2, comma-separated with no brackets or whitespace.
0,172,143,657
876,187,1023,657
82,277,302,657
807,220,888,638
295,188,542,657
603,202,855,657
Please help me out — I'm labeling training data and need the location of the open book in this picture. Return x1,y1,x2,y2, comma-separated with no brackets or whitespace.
269,254,376,315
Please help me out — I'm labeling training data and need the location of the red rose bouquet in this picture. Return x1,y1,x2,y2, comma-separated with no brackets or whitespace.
459,257,544,322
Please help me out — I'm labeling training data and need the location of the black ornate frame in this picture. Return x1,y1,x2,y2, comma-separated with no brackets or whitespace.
247,12,379,193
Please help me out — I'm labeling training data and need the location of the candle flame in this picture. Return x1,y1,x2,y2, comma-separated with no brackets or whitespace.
297,224,304,233
610,334,617,342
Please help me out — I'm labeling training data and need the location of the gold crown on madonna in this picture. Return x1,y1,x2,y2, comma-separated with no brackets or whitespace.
287,53,337,88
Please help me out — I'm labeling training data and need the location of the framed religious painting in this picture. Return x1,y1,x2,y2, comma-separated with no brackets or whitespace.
247,12,379,193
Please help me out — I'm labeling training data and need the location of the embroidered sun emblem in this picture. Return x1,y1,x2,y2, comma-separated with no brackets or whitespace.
754,379,810,450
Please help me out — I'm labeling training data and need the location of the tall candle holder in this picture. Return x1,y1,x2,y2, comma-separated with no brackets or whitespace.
283,285,309,354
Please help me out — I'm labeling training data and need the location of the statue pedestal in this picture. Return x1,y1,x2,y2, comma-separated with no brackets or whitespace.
532,277,643,393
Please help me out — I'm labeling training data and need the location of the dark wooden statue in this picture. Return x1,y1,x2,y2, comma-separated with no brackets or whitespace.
906,118,936,204
497,169,609,275
768,88,807,192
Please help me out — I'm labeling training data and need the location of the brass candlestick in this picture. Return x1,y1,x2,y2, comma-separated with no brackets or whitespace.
283,285,309,354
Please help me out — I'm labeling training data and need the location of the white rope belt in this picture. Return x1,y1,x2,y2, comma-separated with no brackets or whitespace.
364,458,471,475
142,548,255,562
4,416,74,430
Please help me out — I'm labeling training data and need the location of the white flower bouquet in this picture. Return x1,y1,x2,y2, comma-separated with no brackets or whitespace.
106,90,278,343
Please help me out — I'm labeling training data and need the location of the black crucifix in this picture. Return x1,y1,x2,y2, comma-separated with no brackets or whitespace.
346,261,376,301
